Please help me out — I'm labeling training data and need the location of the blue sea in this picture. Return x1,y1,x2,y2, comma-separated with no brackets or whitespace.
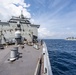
44,39,76,75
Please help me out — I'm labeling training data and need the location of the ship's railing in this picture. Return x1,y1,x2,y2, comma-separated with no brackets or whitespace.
43,42,53,75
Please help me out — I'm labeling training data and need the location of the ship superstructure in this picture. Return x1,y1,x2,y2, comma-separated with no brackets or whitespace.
0,11,40,44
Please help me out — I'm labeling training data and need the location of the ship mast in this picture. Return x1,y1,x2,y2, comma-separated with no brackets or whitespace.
20,10,24,19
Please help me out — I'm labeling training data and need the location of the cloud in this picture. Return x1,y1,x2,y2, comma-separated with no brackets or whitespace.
0,0,31,21
38,28,56,39
38,27,76,39
32,0,76,39
33,10,76,39
0,0,76,39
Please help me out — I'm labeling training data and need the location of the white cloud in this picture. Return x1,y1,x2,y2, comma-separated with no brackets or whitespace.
38,28,56,39
38,27,76,39
0,0,31,21
33,1,76,39
0,0,76,39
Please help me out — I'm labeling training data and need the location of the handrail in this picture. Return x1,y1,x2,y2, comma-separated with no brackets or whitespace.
43,42,53,75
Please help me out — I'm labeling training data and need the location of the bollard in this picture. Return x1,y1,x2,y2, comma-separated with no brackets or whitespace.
10,47,18,61
14,47,18,56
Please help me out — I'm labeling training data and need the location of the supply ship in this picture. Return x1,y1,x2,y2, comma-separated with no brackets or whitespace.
65,37,76,41
0,11,53,75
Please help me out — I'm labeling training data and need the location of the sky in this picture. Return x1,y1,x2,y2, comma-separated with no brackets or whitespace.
0,0,76,39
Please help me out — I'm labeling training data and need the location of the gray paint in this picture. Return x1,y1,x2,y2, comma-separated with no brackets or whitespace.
0,44,42,75
0,13,40,43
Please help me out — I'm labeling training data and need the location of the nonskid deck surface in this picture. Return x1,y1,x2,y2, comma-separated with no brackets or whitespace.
0,44,42,75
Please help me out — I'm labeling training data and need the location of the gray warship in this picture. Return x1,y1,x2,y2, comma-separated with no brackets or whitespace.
0,11,53,75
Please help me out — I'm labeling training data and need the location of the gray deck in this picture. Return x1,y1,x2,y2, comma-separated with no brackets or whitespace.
0,44,42,75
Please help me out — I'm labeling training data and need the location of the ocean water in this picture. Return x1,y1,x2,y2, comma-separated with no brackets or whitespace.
44,39,76,75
